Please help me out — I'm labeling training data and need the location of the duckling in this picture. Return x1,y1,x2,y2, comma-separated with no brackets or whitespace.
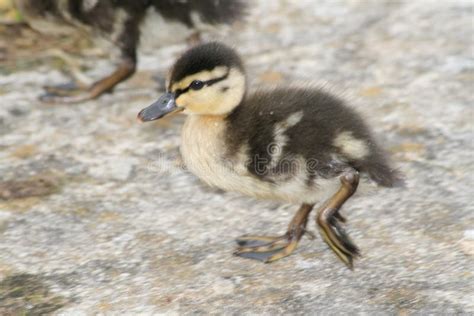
15,0,246,103
137,42,403,269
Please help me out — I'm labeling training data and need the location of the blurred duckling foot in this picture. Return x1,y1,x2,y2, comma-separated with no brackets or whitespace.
40,57,135,104
234,203,314,263
40,81,97,103
316,170,361,270
40,88,95,104
43,81,86,97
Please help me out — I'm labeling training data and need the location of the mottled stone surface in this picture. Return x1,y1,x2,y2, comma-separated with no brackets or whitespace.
0,0,473,314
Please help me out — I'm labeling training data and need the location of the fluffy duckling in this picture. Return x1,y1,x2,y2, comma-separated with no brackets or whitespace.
138,42,402,269
15,0,246,103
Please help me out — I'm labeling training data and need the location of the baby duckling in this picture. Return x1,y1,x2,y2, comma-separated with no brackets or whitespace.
138,42,402,269
15,0,246,103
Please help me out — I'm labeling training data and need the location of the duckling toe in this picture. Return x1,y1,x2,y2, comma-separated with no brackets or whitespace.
39,92,65,104
233,250,284,262
318,214,360,270
43,81,84,96
234,234,300,263
40,81,93,104
334,210,347,223
39,92,89,104
235,239,289,254
235,234,287,247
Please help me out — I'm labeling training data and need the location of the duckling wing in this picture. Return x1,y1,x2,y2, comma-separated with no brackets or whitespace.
225,87,403,188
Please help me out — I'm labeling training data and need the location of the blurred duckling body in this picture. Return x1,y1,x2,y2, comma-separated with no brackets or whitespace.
138,42,402,269
15,0,246,103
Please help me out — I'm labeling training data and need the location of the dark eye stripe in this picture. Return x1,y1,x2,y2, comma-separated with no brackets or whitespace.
204,72,229,86
174,71,229,98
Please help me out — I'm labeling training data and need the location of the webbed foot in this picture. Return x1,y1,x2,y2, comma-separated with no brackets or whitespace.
317,209,360,269
40,81,95,103
234,233,300,263
234,204,315,263
39,57,135,104
316,170,361,269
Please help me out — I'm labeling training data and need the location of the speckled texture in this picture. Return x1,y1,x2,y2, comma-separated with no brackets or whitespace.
0,0,473,314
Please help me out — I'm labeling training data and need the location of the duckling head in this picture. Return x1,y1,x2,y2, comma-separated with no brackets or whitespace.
138,42,246,121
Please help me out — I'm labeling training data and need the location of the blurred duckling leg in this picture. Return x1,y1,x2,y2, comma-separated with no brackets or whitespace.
316,170,361,270
234,203,314,263
43,81,88,96
41,48,95,95
40,56,136,104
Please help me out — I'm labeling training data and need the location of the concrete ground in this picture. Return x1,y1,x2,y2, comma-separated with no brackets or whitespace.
0,0,473,314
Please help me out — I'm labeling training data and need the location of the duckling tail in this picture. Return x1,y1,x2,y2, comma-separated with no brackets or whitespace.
151,0,247,26
192,0,247,24
366,160,405,188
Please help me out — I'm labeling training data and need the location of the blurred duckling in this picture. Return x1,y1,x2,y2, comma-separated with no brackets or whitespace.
138,42,403,269
14,0,246,103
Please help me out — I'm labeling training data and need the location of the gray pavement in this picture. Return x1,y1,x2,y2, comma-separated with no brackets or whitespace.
0,0,473,314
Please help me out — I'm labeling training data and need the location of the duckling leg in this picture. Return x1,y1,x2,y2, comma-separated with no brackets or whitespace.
234,203,314,263
43,81,88,97
316,170,361,270
40,56,136,104
41,48,95,93
40,17,141,104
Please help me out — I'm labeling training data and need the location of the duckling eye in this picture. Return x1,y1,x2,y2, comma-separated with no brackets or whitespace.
190,80,204,90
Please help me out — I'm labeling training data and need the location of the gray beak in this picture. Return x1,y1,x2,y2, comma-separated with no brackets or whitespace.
137,92,178,122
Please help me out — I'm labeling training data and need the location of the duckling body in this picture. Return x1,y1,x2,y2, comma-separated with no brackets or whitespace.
15,0,246,103
182,88,398,204
138,42,402,269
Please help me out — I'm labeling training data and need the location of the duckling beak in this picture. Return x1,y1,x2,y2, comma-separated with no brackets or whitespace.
137,92,178,122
